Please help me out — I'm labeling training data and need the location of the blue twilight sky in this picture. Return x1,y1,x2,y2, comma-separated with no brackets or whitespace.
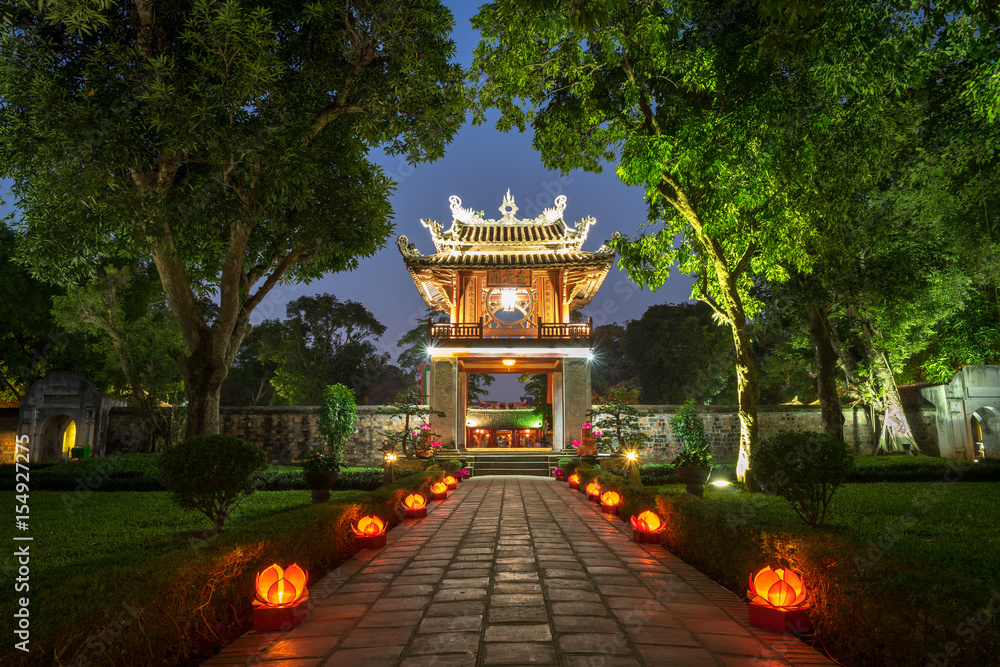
1,2,695,400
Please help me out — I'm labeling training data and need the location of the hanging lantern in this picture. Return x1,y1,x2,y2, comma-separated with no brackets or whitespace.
252,563,309,630
629,510,666,544
353,515,388,549
600,490,621,515
585,481,602,503
403,493,427,519
747,566,811,634
444,475,458,490
430,481,448,501
568,473,581,490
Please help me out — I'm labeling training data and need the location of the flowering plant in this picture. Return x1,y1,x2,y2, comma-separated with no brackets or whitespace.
582,423,592,429
593,429,602,437
420,423,431,431
571,440,581,448
457,467,471,479
431,441,442,449
302,450,340,473
553,467,564,477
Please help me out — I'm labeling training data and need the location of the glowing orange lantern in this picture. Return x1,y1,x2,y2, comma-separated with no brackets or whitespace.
430,481,448,501
568,473,581,490
403,493,427,518
600,490,621,515
630,510,665,543
444,475,458,490
747,566,811,634
252,563,309,630
585,481,602,503
353,515,387,549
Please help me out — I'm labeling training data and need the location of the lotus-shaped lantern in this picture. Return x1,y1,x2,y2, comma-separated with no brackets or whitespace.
747,565,810,633
353,515,386,537
748,566,807,609
254,563,308,608
252,563,310,630
600,490,621,514
430,481,448,500
444,475,458,490
630,510,665,543
585,481,602,502
403,493,426,510
568,473,581,489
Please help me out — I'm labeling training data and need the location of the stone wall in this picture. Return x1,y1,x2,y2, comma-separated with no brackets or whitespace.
626,404,938,462
104,403,940,465
106,406,415,466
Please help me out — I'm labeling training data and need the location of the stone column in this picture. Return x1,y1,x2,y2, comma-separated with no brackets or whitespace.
429,358,459,448
562,357,591,453
552,371,565,452
457,371,468,451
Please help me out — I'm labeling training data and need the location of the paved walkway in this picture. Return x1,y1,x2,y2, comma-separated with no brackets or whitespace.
205,476,834,666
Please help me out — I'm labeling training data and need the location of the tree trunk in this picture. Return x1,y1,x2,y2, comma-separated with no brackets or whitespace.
178,349,228,438
847,305,917,454
805,303,845,440
731,318,758,482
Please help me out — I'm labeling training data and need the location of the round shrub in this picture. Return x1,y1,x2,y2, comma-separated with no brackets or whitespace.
557,457,578,476
158,435,268,532
749,430,855,526
442,459,463,473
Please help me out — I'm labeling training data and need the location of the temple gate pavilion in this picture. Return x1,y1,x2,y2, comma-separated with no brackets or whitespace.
397,191,616,452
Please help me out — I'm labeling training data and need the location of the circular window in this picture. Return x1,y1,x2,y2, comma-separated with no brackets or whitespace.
485,287,534,326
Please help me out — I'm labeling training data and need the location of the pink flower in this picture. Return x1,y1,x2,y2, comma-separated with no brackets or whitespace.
593,429,602,437
421,423,431,431
571,440,580,448
431,441,442,448
582,423,592,429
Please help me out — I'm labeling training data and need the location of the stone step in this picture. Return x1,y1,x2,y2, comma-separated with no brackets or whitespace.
473,467,550,477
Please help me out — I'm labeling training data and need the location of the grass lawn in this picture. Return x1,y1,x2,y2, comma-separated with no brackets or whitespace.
2,489,366,655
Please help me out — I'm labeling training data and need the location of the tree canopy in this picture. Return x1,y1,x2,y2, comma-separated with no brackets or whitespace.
1,0,466,435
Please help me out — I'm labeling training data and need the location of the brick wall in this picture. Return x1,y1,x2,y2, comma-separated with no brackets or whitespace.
0,408,19,464
105,403,940,465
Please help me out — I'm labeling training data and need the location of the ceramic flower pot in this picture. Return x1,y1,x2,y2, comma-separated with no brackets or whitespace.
303,471,339,504
676,466,711,498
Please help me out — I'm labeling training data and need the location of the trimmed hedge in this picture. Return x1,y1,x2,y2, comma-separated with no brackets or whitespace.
19,470,444,666
1,454,383,492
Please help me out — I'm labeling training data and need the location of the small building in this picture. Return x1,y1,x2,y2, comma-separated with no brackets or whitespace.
398,191,616,451
920,365,1000,460
466,408,546,449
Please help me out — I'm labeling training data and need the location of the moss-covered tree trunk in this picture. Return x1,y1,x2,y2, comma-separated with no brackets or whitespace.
806,303,845,441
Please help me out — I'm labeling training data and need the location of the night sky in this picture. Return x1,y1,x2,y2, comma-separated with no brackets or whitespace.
3,1,696,401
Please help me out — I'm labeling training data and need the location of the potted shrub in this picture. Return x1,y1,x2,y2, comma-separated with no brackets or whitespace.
304,383,356,503
670,400,713,497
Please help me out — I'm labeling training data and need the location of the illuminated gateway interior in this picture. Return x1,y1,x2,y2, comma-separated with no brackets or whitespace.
397,191,616,452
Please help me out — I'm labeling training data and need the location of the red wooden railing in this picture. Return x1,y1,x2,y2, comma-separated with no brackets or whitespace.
428,316,593,345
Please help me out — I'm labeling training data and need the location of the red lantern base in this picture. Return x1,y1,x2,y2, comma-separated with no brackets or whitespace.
601,504,619,515
354,533,387,550
632,529,663,544
748,603,811,634
432,490,448,501
587,493,600,502
555,474,565,481
568,481,579,490
253,601,309,631
446,482,457,490
405,507,427,519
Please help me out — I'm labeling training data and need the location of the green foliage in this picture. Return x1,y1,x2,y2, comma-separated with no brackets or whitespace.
650,482,1000,666
380,387,446,457
669,400,714,468
624,303,735,404
157,435,268,531
424,464,442,472
319,383,357,468
441,459,463,474
1,0,466,434
301,451,340,474
588,385,647,453
556,457,578,476
749,430,855,526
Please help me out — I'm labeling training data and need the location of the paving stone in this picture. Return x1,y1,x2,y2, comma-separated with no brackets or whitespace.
339,625,416,648
552,615,621,634
399,655,477,667
418,615,484,633
488,606,551,624
425,600,486,617
257,635,341,659
318,645,404,666
386,584,435,597
484,624,553,642
368,597,430,613
407,632,480,654
634,644,720,666
550,601,608,616
545,588,602,602
483,642,556,664
433,587,488,602
357,611,424,628
558,632,632,655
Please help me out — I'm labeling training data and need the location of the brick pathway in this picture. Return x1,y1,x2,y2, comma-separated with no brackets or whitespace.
205,476,835,666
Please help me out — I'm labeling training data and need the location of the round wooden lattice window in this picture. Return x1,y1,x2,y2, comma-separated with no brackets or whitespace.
484,287,535,327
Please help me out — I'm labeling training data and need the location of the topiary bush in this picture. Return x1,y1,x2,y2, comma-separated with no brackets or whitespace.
158,435,268,532
557,457,578,476
441,458,463,473
749,430,855,526
318,383,357,468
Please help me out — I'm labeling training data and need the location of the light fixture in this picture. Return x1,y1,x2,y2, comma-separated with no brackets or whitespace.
253,564,310,630
403,493,428,518
626,451,638,462
500,288,517,312
748,566,811,633
711,479,731,487
502,358,516,366
630,511,666,544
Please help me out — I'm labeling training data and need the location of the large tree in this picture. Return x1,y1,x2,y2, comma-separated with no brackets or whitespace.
473,0,834,479
1,0,465,436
